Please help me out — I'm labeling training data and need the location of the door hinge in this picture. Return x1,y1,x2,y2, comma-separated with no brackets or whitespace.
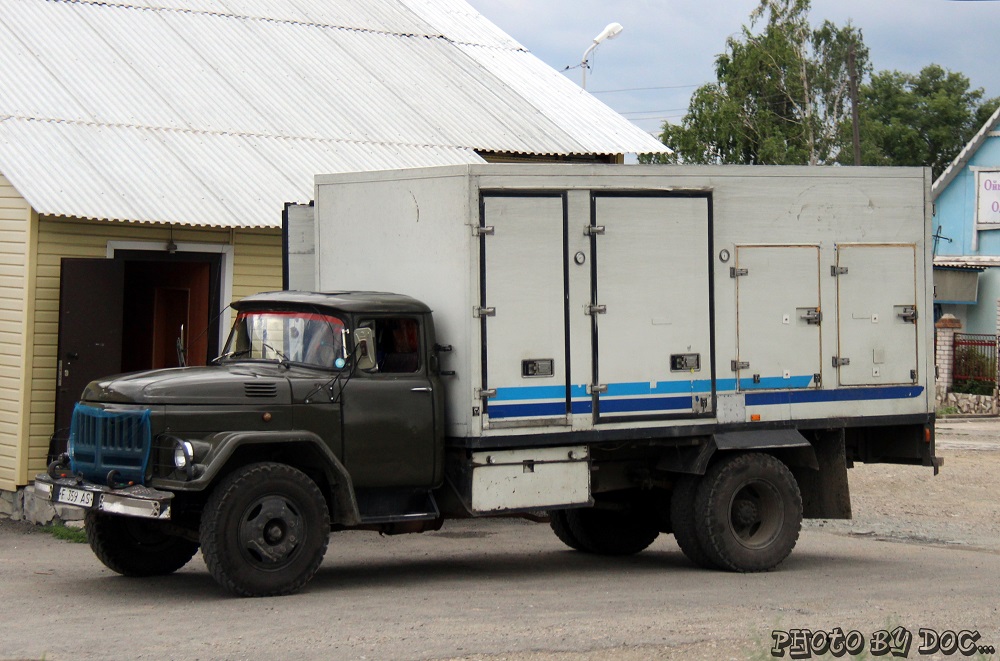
473,225,494,236
800,308,822,325
897,306,918,323
587,384,608,394
584,225,605,236
585,304,607,315
911,369,918,381
476,388,497,399
729,267,748,278
731,360,749,371
813,372,822,386
833,356,850,367
474,306,496,318
831,265,849,276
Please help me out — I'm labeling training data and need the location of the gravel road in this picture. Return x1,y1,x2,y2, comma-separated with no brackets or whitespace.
0,418,997,661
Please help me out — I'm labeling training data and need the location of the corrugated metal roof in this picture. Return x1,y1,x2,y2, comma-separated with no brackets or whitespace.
0,0,667,228
934,256,1000,269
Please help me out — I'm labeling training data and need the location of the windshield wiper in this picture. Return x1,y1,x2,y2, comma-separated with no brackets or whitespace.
213,344,289,365
212,349,250,364
260,342,290,364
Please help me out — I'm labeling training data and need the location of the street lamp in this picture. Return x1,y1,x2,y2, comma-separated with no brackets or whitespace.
580,22,623,90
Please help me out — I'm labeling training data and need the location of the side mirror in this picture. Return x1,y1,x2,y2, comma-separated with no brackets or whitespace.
354,327,377,371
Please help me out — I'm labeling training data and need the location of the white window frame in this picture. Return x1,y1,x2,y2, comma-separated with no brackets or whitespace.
970,167,1000,250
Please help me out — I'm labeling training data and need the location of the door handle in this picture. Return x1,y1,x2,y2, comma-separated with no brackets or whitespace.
411,387,433,393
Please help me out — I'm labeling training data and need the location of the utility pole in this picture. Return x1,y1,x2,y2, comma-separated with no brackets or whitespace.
848,43,861,166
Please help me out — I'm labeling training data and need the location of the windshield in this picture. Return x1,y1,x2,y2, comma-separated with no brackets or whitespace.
222,310,346,369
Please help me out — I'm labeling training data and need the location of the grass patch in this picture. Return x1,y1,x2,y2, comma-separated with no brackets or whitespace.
46,523,87,543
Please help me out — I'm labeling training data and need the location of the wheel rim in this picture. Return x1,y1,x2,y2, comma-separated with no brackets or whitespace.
236,495,305,570
727,478,783,550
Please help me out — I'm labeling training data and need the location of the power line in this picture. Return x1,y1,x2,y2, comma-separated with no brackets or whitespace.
589,84,701,94
619,108,690,116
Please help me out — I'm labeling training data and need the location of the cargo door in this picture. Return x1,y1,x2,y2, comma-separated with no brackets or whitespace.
835,244,919,385
590,193,713,422
480,193,569,426
734,246,821,390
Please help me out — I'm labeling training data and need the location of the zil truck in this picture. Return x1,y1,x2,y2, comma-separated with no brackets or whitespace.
35,164,940,597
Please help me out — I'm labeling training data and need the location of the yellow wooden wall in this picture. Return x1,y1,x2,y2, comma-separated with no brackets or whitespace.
0,176,33,491
1,214,281,491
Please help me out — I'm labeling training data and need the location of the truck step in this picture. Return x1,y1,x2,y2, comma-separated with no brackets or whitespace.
356,488,440,524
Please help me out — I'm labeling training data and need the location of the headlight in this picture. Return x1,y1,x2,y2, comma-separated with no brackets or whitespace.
173,440,194,470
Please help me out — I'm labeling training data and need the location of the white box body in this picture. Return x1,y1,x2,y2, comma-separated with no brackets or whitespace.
312,164,934,447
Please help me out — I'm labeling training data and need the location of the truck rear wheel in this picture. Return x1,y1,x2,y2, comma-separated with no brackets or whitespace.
200,462,330,597
85,511,199,577
693,452,802,572
548,509,585,551
669,475,718,569
563,496,660,556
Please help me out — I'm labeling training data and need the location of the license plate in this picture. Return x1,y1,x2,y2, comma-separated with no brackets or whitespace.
57,486,94,508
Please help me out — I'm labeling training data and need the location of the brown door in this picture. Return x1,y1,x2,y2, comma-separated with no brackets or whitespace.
151,286,190,369
52,259,125,457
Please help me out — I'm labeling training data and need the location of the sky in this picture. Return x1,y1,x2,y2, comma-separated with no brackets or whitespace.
465,0,1000,139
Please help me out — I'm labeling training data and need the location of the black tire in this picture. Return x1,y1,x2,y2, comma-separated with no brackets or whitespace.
85,511,199,577
200,463,330,597
563,497,660,556
669,475,718,569
548,509,586,551
693,452,802,572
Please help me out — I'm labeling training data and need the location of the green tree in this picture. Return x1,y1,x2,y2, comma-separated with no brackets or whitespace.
642,0,866,165
845,64,1000,178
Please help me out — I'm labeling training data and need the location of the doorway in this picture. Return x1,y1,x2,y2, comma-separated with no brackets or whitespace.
51,250,223,458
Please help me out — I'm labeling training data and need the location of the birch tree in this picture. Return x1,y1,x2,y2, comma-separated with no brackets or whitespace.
646,0,867,165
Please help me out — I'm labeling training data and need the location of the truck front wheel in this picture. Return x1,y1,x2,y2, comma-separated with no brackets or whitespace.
693,452,802,572
85,511,199,576
200,462,330,597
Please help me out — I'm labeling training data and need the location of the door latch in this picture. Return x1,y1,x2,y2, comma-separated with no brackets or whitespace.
587,384,608,395
896,306,918,323
800,308,822,325
832,356,850,367
585,304,607,315
731,360,749,371
476,388,497,399
474,306,496,318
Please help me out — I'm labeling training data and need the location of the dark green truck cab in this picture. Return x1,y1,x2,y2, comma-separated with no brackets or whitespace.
35,291,449,596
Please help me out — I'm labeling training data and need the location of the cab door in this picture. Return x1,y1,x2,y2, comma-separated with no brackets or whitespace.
341,316,439,487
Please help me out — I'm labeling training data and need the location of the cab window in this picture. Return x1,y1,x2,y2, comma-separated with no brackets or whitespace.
359,318,421,373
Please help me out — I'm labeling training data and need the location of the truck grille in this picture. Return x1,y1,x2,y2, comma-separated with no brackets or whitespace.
69,404,152,485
